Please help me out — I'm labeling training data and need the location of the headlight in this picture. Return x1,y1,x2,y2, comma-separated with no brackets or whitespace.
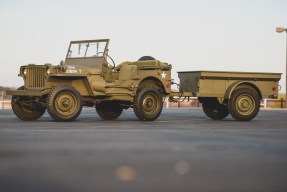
23,69,27,75
47,69,51,74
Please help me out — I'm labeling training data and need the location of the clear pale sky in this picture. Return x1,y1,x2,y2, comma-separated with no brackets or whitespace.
0,0,287,93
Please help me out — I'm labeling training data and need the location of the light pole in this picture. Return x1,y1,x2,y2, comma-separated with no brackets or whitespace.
276,27,287,108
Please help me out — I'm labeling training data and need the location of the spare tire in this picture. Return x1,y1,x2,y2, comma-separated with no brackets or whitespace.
138,56,156,61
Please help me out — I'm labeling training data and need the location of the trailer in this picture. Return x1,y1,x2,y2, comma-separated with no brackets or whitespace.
170,71,281,121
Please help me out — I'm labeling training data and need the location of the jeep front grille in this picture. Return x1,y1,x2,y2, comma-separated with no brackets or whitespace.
25,66,46,89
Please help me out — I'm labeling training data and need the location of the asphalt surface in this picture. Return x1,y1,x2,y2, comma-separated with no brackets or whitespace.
0,108,287,192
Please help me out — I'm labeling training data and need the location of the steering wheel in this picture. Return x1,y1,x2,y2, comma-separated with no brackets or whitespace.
98,52,116,69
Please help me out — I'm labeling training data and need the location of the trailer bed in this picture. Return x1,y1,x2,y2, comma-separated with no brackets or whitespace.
178,71,281,98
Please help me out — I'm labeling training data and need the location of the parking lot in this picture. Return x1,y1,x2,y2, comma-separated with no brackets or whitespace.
0,108,287,192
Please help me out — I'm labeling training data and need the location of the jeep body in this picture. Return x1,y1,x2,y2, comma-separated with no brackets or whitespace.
8,39,172,121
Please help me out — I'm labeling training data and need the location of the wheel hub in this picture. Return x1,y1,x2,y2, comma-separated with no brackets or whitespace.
56,92,77,115
236,95,255,115
143,94,157,114
62,99,70,107
242,100,249,108
146,100,153,107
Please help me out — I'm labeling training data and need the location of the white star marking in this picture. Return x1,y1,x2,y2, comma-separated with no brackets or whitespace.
161,71,167,79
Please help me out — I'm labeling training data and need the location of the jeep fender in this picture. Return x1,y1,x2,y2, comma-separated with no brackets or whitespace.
137,77,171,94
47,76,93,96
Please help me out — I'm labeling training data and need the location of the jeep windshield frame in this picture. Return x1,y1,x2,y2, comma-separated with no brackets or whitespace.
64,39,110,69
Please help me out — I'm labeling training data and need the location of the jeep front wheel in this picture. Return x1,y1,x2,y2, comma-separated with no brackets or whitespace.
133,87,163,121
47,85,82,122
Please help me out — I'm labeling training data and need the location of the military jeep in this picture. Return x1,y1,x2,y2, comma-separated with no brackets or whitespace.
8,39,172,121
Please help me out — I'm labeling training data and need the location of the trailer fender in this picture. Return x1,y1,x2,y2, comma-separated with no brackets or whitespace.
225,81,262,99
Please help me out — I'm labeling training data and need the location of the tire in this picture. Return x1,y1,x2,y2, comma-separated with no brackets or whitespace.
138,56,156,61
46,85,82,122
96,101,123,120
202,101,229,120
11,86,46,121
133,87,163,121
228,88,260,121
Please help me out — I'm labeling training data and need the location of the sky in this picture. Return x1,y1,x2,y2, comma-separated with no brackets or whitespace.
0,0,287,93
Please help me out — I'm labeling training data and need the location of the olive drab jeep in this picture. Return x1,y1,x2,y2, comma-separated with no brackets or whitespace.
7,39,172,121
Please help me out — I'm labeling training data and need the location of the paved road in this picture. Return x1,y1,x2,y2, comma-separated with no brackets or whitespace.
0,108,287,192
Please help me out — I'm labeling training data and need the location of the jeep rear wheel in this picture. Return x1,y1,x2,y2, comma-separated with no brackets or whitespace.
228,88,260,121
133,87,163,121
202,100,229,120
47,85,82,122
96,101,123,120
11,87,46,121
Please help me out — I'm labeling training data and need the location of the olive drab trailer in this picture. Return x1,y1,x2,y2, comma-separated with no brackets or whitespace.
171,71,281,121
7,39,281,122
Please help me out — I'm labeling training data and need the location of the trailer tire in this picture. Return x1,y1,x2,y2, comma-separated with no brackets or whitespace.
96,101,123,120
133,87,163,121
47,85,82,122
202,101,229,120
11,86,46,121
228,88,260,121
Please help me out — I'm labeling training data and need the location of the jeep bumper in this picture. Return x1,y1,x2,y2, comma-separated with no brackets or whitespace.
6,90,49,96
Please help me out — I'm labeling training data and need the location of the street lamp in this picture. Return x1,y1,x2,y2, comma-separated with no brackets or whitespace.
276,27,287,108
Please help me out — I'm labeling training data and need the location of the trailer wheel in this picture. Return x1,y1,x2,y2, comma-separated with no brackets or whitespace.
47,85,82,122
133,87,163,121
11,86,46,121
228,88,260,121
202,101,229,120
96,101,123,120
